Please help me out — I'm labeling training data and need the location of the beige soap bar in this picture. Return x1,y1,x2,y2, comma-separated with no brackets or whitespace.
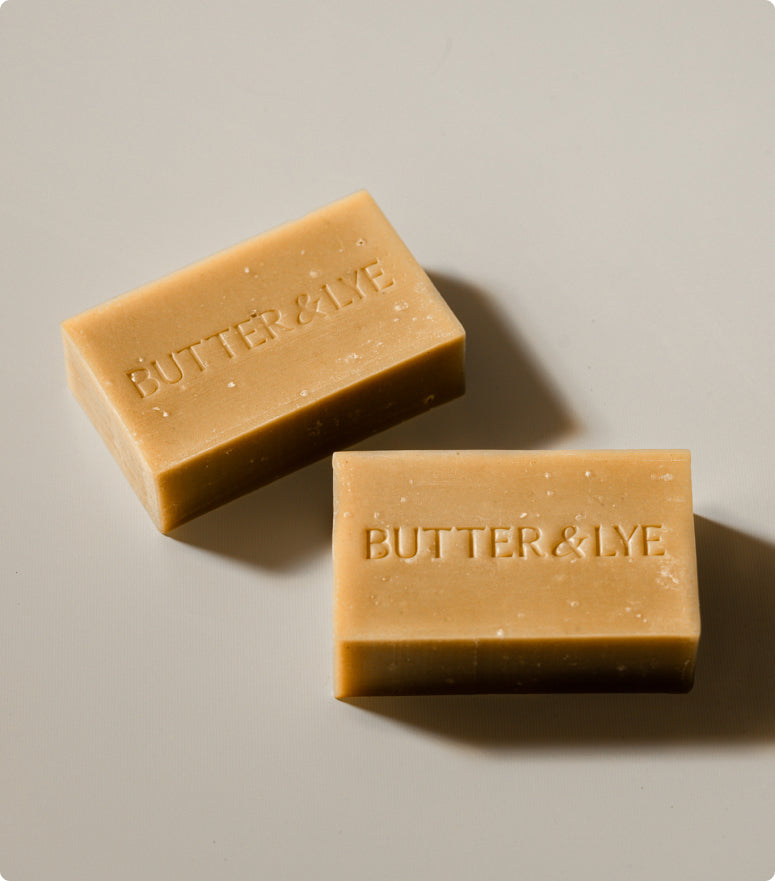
333,450,700,697
62,192,465,532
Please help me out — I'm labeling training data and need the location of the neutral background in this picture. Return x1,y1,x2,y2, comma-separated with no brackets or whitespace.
1,1,774,879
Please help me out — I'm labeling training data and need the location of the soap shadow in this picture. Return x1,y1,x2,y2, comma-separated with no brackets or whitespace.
345,517,775,748
356,272,578,451
173,455,333,573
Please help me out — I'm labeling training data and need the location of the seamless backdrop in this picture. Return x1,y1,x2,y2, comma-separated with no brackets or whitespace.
1,2,774,880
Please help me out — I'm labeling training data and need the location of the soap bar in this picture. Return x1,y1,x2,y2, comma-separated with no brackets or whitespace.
332,450,700,697
62,192,465,532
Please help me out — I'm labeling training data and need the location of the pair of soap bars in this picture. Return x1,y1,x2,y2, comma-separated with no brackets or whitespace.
62,192,701,697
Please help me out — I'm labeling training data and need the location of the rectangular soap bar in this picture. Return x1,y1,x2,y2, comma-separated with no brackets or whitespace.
62,192,465,532
332,450,700,697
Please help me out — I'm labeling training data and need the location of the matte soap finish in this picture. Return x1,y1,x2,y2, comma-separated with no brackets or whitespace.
62,193,465,532
333,450,700,697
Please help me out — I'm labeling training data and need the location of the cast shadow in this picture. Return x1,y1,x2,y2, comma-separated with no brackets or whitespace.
173,455,333,573
356,272,578,451
174,273,576,571
345,517,775,748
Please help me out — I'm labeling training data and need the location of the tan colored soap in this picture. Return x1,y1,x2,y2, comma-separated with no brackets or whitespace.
62,192,465,532
333,450,700,697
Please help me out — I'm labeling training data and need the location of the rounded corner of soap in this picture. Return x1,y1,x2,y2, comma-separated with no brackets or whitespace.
331,451,348,473
678,666,697,694
340,189,375,212
666,448,692,465
60,317,78,342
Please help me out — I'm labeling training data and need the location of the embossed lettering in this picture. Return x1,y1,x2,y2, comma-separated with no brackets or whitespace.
125,257,392,398
643,525,665,556
151,353,184,384
594,525,617,556
457,526,487,558
614,524,639,556
424,527,453,559
328,268,369,306
517,526,544,557
127,368,159,398
203,329,238,359
235,314,266,351
552,526,586,557
295,293,327,325
491,527,514,558
364,258,395,293
363,522,669,561
321,283,345,310
254,309,292,340
366,528,389,559
177,342,206,371
393,527,419,559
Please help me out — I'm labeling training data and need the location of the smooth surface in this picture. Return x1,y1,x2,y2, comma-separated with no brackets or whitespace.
334,451,699,695
2,2,775,880
62,191,464,531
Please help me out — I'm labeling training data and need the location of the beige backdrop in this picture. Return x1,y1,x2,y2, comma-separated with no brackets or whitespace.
1,1,774,879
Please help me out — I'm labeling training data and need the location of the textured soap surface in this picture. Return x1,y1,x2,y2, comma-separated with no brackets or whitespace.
62,192,465,532
333,450,700,697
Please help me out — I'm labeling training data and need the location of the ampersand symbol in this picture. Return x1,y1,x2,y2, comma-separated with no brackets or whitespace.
552,525,587,557
295,293,325,325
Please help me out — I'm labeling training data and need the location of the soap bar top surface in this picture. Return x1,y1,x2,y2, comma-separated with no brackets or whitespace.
333,450,700,695
62,191,463,472
62,192,464,532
